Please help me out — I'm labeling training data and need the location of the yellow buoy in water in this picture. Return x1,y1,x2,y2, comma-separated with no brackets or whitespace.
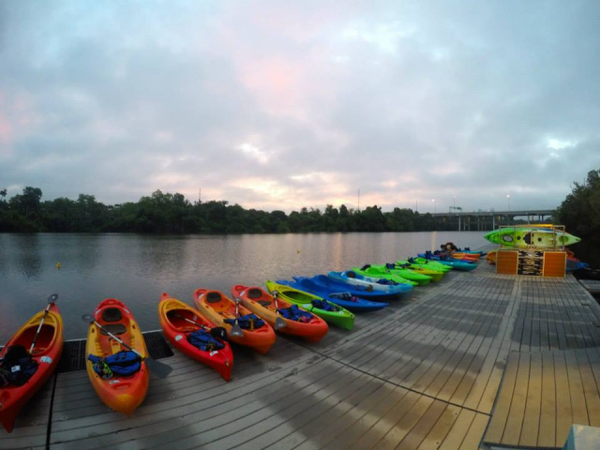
296,250,300,254
56,262,61,270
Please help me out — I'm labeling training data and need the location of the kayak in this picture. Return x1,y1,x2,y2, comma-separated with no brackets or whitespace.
308,274,412,299
328,271,414,295
0,303,64,432
265,281,355,330
158,293,233,381
484,227,581,248
486,250,497,265
86,298,149,416
395,260,445,282
371,264,433,286
351,266,419,286
277,278,389,312
408,257,452,273
232,285,328,343
193,288,276,354
417,253,477,271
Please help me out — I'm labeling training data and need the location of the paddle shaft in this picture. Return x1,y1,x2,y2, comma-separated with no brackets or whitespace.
91,319,143,360
30,300,55,353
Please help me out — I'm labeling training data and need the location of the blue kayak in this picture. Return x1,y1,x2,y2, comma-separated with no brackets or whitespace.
276,278,389,312
326,272,413,297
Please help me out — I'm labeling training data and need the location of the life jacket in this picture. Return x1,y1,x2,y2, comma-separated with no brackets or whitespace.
224,314,265,330
376,279,396,285
187,330,225,352
87,351,141,379
311,300,338,311
277,304,313,322
0,345,38,387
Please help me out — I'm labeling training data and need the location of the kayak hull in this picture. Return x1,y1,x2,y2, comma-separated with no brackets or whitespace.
232,285,328,343
265,281,355,330
484,227,581,248
0,304,63,433
327,272,413,296
352,267,419,286
193,289,276,354
370,264,432,286
86,299,149,416
158,293,233,381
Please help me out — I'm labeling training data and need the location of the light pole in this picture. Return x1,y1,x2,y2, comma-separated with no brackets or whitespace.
507,194,510,225
432,198,436,214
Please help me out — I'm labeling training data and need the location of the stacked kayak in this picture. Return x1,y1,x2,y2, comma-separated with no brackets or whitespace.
328,271,414,295
232,285,328,343
0,299,64,432
194,288,276,354
309,273,412,299
86,298,149,416
351,266,419,286
266,281,355,330
395,260,445,282
484,227,581,248
276,278,389,312
158,293,233,381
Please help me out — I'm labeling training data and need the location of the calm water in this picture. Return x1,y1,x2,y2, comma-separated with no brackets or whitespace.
0,232,487,342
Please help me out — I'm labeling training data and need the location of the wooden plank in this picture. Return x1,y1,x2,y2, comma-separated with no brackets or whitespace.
519,351,542,447
575,349,600,428
565,350,590,426
391,400,448,450
537,351,557,448
483,351,520,444
554,351,574,447
458,413,489,450
438,409,476,450
501,352,531,446
416,404,461,450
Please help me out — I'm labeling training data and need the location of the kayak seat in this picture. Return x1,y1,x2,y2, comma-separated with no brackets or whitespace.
346,271,357,278
248,288,262,299
102,308,123,323
258,300,271,307
207,292,222,303
100,324,127,336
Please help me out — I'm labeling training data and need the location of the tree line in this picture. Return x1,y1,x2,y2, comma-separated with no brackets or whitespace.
556,168,600,267
0,187,452,233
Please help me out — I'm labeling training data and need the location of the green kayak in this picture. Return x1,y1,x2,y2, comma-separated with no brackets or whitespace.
484,227,581,249
265,281,355,330
370,264,432,286
411,257,453,273
351,266,418,286
395,260,445,282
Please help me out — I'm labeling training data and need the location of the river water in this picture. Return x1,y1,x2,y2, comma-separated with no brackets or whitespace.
0,231,487,342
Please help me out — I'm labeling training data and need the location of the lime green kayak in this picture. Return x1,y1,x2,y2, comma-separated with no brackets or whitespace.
411,257,453,272
265,281,355,330
351,266,418,286
395,260,445,282
484,227,580,249
369,264,432,286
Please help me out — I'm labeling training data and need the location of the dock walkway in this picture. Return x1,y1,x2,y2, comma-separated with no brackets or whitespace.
3,256,600,449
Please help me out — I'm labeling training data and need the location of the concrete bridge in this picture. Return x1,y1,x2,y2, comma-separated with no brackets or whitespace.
429,209,555,231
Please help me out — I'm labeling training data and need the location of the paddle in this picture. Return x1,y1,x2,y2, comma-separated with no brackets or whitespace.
170,313,228,341
81,314,173,379
271,291,286,331
29,294,59,354
230,298,244,338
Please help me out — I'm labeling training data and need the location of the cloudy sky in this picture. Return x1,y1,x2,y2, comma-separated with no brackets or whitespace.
1,1,599,214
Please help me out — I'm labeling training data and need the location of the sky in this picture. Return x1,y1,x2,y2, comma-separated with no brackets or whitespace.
1,1,599,214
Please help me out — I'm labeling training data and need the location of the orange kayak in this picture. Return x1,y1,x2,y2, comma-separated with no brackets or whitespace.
232,285,328,343
193,289,276,354
158,293,233,381
0,303,63,432
86,299,149,416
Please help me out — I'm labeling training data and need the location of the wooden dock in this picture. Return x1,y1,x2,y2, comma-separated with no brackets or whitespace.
3,257,600,449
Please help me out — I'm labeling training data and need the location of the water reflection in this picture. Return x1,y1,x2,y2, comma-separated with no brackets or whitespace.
0,231,487,342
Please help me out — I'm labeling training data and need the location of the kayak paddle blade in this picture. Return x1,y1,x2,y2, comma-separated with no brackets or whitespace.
144,357,173,379
47,294,59,304
230,322,244,338
274,317,286,330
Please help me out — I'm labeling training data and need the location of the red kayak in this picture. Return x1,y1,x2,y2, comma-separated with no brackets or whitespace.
0,302,64,432
158,293,233,381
